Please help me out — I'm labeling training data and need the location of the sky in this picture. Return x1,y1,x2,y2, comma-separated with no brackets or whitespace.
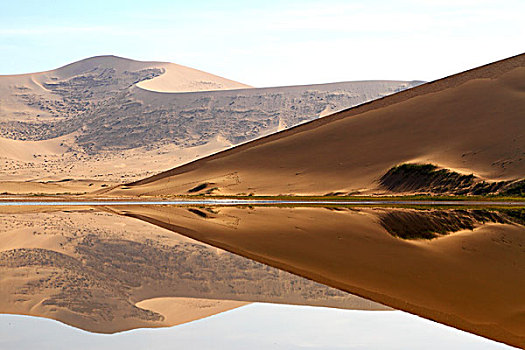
0,0,524,86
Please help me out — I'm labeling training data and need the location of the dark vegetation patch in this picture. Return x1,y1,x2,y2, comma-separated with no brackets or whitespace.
379,209,512,240
324,192,346,196
497,208,525,226
187,208,210,218
53,179,73,183
379,164,475,194
501,180,525,196
188,182,211,193
204,187,219,195
380,163,524,196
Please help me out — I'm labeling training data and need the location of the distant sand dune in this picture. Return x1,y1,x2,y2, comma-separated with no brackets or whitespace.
136,62,252,92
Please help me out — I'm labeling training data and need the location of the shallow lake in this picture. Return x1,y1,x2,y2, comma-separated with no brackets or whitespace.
1,204,524,348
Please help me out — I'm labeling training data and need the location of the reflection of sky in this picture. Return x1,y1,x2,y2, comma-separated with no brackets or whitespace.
0,1,524,85
0,304,516,350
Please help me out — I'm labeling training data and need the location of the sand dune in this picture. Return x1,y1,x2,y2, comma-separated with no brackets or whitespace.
0,55,419,194
0,135,67,161
136,62,251,92
108,53,525,197
114,205,525,348
51,55,251,93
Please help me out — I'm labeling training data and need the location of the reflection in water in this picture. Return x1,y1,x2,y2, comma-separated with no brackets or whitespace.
379,209,517,239
109,205,525,349
1,205,524,348
0,207,385,334
1,308,515,350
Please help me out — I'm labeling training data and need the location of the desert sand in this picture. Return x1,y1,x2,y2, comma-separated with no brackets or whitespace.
0,206,388,333
112,205,525,348
0,55,419,195
107,53,525,197
135,62,251,92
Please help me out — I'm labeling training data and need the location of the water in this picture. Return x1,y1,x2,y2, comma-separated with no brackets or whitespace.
0,307,515,350
1,204,524,348
0,200,523,206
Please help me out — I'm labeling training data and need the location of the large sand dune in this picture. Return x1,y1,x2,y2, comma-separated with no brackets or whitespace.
0,56,250,123
0,56,419,194
109,53,525,197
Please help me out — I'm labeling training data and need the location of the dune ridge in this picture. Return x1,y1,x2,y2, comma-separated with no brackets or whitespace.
0,56,419,194
109,53,525,197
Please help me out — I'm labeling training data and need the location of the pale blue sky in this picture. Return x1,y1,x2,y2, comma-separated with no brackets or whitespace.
1,0,523,86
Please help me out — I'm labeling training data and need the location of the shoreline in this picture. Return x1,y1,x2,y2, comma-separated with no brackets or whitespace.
1,198,524,206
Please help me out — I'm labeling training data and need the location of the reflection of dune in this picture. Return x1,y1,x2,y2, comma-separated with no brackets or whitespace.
0,208,388,334
135,297,248,327
115,205,525,348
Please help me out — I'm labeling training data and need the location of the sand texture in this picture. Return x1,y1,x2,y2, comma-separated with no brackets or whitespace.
0,56,418,194
108,53,525,197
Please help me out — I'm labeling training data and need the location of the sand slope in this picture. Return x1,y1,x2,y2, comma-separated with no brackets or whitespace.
0,56,419,192
135,62,251,92
110,53,525,197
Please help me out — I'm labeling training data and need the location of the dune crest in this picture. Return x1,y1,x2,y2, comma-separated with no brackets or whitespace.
109,53,525,197
136,62,251,92
0,56,418,193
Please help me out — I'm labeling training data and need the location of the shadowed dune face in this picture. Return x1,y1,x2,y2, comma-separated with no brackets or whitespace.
111,205,525,348
0,207,386,333
110,54,525,197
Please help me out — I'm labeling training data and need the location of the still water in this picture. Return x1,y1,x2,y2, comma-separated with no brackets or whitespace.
1,204,524,348
0,307,515,350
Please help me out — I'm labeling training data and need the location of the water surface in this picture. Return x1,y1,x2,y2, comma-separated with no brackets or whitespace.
0,307,516,350
1,204,524,348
